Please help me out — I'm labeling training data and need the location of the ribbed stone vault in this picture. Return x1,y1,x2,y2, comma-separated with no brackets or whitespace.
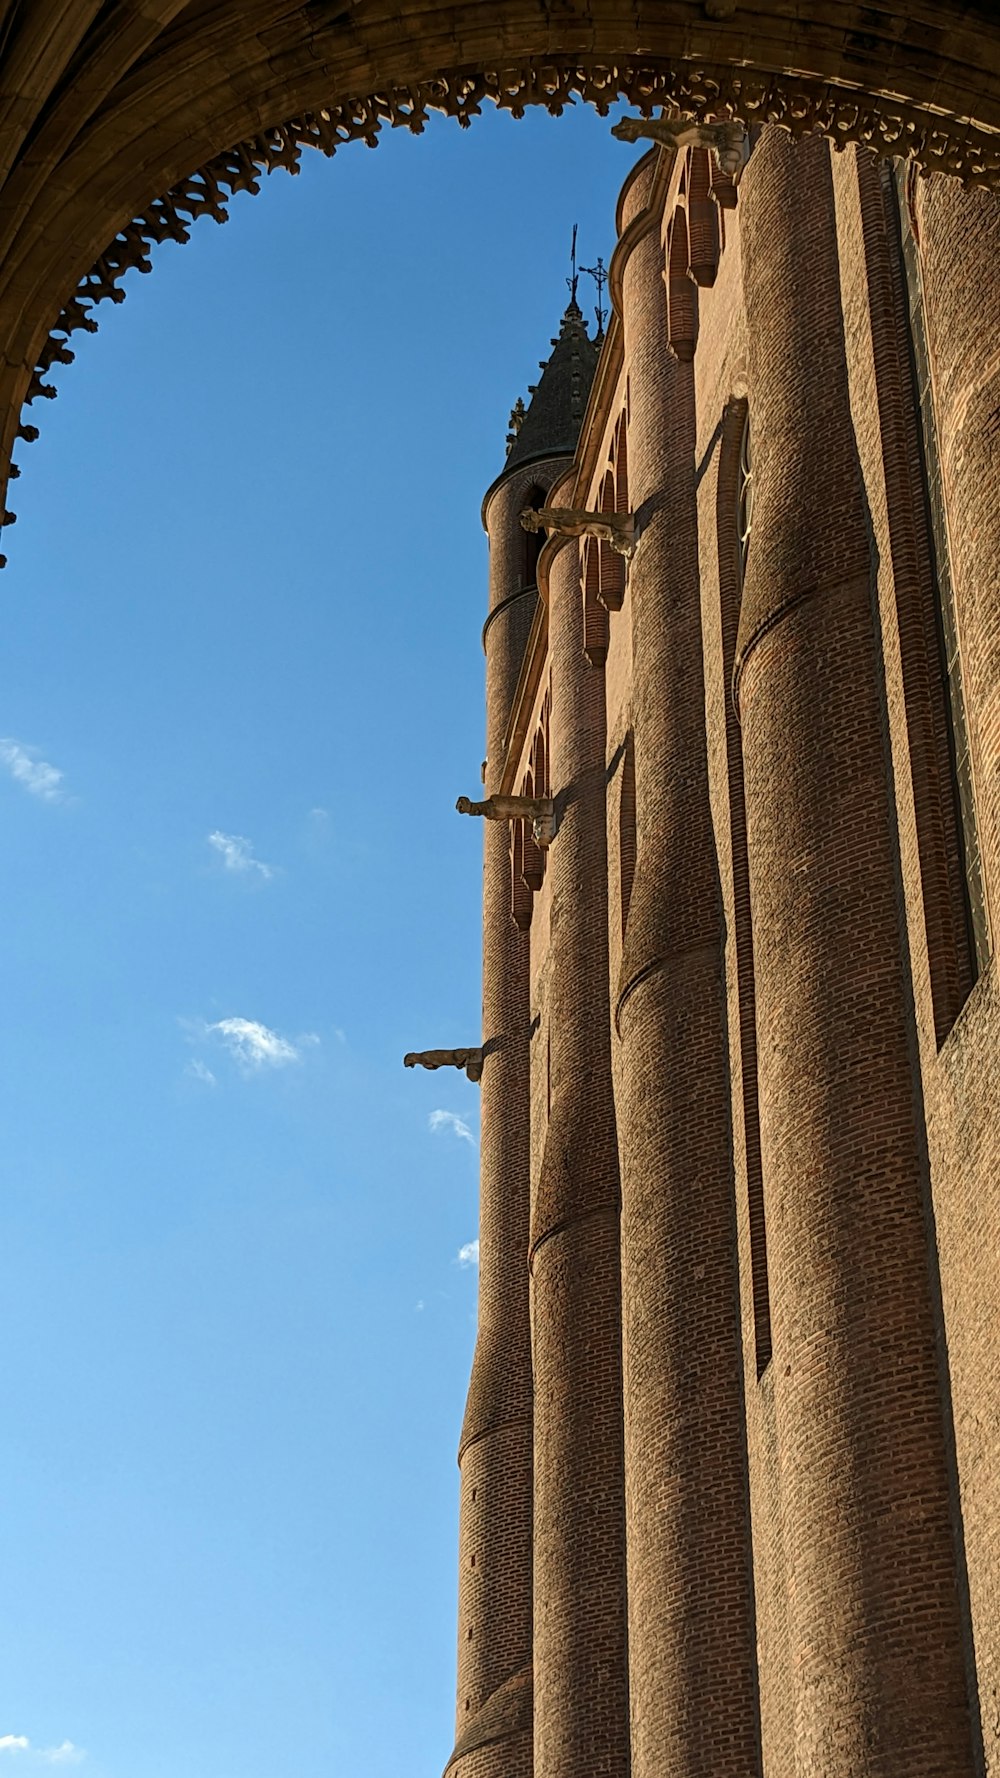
0,1,999,550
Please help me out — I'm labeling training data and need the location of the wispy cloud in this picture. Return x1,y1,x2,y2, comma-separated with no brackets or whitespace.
0,739,64,802
457,1240,480,1268
184,1057,217,1087
429,1109,476,1147
208,1017,313,1072
0,1740,84,1766
207,830,274,879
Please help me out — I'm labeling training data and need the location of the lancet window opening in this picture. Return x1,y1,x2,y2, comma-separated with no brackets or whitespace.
533,724,547,804
720,395,771,1378
598,468,625,610
614,413,629,514
582,535,609,666
509,695,552,927
510,818,533,931
521,767,545,892
619,730,636,937
665,204,697,363
687,148,722,287
737,410,754,578
893,164,990,1000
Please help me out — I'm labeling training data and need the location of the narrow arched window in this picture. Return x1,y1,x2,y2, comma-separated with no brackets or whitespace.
598,468,625,611
614,414,628,514
719,395,770,1376
619,730,636,937
510,821,532,931
687,148,721,287
737,410,754,577
665,205,696,362
533,725,547,801
521,769,544,893
582,535,609,667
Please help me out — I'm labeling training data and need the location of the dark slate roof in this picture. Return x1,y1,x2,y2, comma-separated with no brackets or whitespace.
503,301,600,472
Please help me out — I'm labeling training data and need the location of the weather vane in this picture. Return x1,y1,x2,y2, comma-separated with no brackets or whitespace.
567,223,579,307
581,253,608,340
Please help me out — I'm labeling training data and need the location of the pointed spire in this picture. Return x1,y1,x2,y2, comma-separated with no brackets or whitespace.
503,299,600,471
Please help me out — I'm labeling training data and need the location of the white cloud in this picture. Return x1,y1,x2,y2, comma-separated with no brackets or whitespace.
429,1109,476,1147
0,739,64,802
185,1057,217,1087
207,830,274,879
0,1742,83,1766
208,1017,309,1071
457,1240,480,1268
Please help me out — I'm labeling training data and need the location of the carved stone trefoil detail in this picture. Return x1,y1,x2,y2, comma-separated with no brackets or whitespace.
520,504,636,561
403,1047,484,1082
456,793,556,849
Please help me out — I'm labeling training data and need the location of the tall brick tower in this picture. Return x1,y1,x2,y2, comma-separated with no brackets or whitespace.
446,129,1000,1778
445,300,599,1778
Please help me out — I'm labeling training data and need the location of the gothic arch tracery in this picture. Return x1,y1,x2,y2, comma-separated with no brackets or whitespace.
0,12,1000,553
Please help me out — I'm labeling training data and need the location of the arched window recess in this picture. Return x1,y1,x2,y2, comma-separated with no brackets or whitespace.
737,409,754,579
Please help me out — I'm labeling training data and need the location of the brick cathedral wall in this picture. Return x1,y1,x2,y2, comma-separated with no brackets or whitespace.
455,126,1000,1778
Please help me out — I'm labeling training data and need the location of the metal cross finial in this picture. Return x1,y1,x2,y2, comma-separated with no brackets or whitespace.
581,254,607,339
567,222,579,308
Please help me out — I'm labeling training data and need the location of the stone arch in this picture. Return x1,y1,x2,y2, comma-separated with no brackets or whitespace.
2,5,1000,549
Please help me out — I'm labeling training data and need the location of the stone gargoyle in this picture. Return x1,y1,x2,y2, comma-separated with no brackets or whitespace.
456,793,556,849
611,114,747,184
519,505,636,560
403,1047,484,1083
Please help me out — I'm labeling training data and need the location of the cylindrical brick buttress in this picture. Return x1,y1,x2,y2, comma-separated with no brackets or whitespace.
530,486,630,1778
448,461,561,1778
736,128,976,1778
913,167,1000,1769
914,175,1000,947
611,153,761,1778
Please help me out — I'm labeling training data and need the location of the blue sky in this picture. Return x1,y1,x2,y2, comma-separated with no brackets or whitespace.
0,102,642,1778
